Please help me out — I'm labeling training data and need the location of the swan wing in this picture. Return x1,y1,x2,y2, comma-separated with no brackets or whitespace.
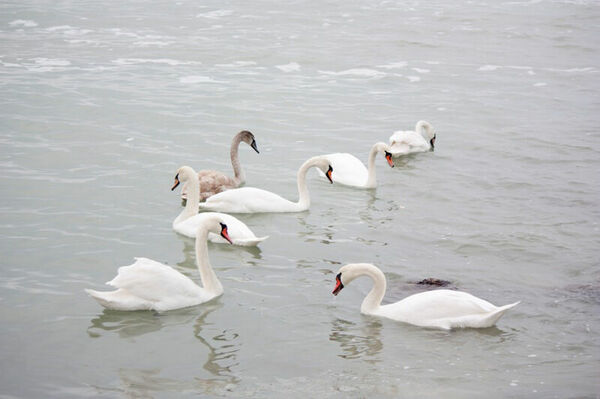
199,187,294,213
174,212,269,245
107,257,205,303
319,153,368,186
380,289,503,328
389,130,429,155
181,170,238,201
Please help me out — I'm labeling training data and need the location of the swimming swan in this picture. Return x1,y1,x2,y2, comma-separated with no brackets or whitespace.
197,156,333,213
85,215,232,312
332,263,519,330
181,130,259,201
172,166,268,246
388,120,436,156
319,142,394,188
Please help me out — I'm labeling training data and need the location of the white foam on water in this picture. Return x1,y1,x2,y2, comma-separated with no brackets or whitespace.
46,25,75,31
9,20,38,28
1,61,21,68
479,64,500,71
407,75,421,82
196,9,234,19
276,62,301,72
533,82,547,87
412,68,430,73
378,62,407,69
319,68,385,77
113,58,200,66
215,61,257,68
179,75,223,84
33,58,71,66
546,67,595,73
133,41,172,47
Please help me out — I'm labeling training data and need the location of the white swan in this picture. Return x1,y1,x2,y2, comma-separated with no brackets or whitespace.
388,120,436,156
85,215,232,312
197,156,333,213
181,130,259,201
172,166,268,246
319,142,394,188
332,263,519,330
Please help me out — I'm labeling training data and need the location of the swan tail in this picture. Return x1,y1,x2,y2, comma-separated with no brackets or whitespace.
474,301,520,328
84,288,152,311
233,235,269,247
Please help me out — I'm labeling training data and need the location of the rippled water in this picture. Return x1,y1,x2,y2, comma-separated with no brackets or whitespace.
1,0,599,397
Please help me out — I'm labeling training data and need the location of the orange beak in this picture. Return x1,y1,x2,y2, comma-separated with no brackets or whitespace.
385,152,394,168
326,166,333,184
332,274,344,296
171,177,180,191
220,224,233,244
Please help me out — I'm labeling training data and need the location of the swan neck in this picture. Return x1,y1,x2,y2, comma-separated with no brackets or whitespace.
230,134,245,183
365,143,380,187
360,265,386,314
296,159,313,210
416,121,432,139
177,174,200,224
195,228,223,296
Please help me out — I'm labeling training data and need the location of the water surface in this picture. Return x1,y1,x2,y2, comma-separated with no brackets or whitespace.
1,0,599,397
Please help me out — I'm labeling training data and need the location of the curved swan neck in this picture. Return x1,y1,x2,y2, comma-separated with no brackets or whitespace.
230,133,245,183
296,157,317,210
416,121,433,139
365,143,386,188
175,169,200,225
195,227,223,296
356,264,386,314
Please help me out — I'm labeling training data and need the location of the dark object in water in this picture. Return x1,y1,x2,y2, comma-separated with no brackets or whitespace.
416,278,451,287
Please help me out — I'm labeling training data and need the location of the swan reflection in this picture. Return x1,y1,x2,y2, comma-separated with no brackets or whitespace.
329,317,383,363
89,304,241,396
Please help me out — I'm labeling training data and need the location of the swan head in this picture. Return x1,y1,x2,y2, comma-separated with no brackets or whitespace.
171,166,196,191
332,263,370,296
374,142,395,168
308,157,334,183
238,130,259,154
197,215,233,244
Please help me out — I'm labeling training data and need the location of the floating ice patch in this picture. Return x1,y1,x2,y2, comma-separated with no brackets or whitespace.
276,62,301,72
179,75,222,84
9,20,38,27
196,9,234,18
533,82,547,87
407,76,421,82
479,65,500,71
412,68,430,73
377,62,407,69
